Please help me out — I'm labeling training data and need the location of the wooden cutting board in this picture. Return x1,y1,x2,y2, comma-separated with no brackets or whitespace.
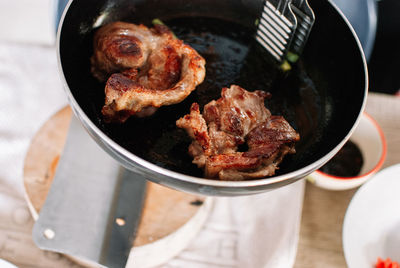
23,106,209,249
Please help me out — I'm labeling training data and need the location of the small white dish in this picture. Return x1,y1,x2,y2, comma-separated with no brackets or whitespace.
307,112,387,190
343,164,400,268
0,259,18,268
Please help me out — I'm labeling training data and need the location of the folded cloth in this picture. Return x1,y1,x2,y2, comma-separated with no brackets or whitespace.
0,42,67,197
0,42,71,267
163,180,304,268
0,41,305,268
0,0,55,45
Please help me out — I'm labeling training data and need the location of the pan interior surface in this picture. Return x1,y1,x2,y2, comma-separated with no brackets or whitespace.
59,0,366,181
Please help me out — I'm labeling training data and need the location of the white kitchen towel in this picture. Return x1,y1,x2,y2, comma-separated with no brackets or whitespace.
162,181,305,268
0,0,56,45
0,42,67,197
0,40,304,268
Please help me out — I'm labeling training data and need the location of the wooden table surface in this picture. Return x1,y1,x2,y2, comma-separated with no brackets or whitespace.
294,93,400,267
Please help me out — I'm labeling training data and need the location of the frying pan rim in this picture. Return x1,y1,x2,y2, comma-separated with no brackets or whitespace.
56,0,368,188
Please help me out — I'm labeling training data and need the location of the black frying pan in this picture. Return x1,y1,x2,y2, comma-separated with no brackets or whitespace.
58,0,367,195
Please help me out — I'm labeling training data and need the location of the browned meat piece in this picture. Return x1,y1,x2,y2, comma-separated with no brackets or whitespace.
176,85,300,180
91,21,206,122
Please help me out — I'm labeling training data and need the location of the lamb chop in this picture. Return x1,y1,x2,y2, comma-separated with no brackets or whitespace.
91,21,206,122
176,85,300,180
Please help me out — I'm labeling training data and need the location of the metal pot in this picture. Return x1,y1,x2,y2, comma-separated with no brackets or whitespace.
57,0,367,196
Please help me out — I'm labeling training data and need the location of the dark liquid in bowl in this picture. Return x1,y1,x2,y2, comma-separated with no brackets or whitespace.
319,140,364,177
98,17,324,177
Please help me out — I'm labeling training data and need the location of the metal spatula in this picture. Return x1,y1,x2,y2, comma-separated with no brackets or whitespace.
256,0,297,62
290,0,315,58
256,0,315,63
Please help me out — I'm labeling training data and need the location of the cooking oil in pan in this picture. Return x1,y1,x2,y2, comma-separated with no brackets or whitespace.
101,17,323,177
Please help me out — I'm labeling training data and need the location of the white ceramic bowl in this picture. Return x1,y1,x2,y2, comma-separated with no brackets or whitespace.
307,112,387,190
343,164,400,267
0,259,17,268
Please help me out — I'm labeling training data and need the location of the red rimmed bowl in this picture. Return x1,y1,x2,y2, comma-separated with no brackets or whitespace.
307,112,387,190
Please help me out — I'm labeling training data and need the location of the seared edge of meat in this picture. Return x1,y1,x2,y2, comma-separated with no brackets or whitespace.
91,22,155,82
91,21,206,123
176,85,300,180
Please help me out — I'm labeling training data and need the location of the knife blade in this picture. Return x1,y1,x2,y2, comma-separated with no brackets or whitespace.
32,114,147,268
100,168,147,268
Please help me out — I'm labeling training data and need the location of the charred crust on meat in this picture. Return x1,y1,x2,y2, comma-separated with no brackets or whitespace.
111,36,142,57
153,24,172,35
176,85,300,181
90,21,206,122
107,73,138,93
